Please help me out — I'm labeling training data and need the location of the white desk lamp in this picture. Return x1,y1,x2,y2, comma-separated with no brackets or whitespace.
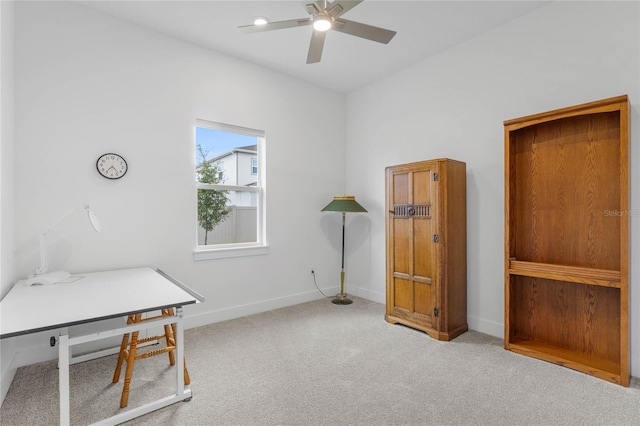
26,204,101,286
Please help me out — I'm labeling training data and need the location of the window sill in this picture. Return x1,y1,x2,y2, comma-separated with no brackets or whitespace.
193,244,269,261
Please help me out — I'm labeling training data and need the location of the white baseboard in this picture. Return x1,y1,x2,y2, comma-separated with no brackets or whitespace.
466,314,503,339
352,286,385,304
0,367,16,404
183,287,339,330
631,353,640,379
0,356,17,404
4,331,59,369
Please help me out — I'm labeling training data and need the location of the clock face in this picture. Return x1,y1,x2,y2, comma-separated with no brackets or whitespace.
96,153,128,179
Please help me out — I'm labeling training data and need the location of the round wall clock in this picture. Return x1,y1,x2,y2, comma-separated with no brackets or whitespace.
96,153,128,179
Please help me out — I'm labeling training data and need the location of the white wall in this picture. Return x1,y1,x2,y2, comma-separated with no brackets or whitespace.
5,0,638,395
5,0,346,368
345,1,640,376
0,0,16,403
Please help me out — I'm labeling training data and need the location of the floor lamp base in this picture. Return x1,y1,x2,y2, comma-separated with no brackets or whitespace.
331,293,353,305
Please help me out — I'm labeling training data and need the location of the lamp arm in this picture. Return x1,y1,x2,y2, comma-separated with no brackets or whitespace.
35,207,77,275
37,232,49,275
34,204,98,275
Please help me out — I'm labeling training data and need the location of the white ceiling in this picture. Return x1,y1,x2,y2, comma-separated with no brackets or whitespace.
77,0,548,94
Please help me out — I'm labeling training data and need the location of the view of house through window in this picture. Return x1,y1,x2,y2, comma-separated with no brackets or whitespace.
195,120,264,247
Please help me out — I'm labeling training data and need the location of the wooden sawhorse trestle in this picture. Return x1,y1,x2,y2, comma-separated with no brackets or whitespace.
112,308,190,408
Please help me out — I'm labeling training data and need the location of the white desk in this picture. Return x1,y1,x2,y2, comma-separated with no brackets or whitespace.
0,267,203,425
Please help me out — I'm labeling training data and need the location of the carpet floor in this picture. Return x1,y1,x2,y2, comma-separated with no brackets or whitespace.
1,297,639,425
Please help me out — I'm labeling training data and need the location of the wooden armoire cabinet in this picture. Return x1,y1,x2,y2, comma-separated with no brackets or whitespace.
504,95,630,386
385,159,467,341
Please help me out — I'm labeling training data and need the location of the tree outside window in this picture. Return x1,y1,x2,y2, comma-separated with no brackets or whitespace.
196,144,230,245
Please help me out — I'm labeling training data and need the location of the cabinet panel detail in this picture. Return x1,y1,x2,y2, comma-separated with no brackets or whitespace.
393,204,431,218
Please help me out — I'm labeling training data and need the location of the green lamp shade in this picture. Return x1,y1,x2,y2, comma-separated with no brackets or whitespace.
321,195,367,213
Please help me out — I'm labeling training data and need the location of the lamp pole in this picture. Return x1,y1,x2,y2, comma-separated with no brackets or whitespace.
333,211,352,305
321,195,367,305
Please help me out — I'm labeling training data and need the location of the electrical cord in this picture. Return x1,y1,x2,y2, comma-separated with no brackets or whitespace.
311,270,332,298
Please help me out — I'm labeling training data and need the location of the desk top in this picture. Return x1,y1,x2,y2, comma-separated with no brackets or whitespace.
0,267,203,339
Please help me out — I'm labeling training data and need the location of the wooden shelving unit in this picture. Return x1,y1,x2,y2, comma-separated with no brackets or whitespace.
504,95,630,386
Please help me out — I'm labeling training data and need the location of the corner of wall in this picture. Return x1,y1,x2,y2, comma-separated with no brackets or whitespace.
0,340,17,403
1,0,17,405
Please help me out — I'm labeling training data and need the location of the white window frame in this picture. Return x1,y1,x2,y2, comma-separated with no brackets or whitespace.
193,119,268,261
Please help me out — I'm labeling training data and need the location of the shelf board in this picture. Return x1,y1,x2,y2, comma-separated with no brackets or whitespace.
508,260,621,288
503,95,628,130
507,339,626,386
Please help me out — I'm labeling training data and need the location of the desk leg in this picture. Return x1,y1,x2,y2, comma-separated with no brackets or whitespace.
175,307,185,397
59,330,71,426
49,310,192,426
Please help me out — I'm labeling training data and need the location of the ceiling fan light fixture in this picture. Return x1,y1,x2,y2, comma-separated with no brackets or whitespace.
253,16,269,26
313,16,332,32
239,1,396,65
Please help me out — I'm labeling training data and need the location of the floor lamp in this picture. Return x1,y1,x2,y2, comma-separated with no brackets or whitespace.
321,195,367,305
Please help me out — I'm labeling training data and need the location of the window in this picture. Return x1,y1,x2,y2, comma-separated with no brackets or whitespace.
194,120,267,260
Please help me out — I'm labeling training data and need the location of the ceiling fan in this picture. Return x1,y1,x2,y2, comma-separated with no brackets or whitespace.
238,0,397,64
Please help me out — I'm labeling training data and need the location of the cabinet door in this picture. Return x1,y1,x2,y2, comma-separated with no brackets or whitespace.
388,164,439,328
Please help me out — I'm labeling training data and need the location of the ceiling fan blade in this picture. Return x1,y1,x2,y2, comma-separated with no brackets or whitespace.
327,0,363,18
238,18,311,33
306,30,327,64
333,18,396,44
